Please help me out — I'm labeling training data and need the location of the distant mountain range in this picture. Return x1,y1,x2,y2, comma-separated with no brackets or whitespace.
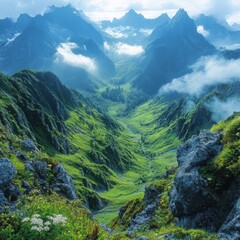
133,9,216,95
101,9,170,29
195,14,240,47
1,6,240,95
0,5,115,91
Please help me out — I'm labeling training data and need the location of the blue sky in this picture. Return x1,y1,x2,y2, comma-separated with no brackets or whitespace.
0,0,240,24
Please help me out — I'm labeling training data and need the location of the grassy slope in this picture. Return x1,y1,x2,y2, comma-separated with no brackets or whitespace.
95,98,180,224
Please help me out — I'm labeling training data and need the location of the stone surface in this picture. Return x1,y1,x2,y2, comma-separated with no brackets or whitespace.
15,151,28,161
128,184,161,231
169,130,223,231
0,190,9,212
32,160,48,179
218,198,240,240
22,139,39,151
0,159,19,213
0,158,17,186
52,164,77,200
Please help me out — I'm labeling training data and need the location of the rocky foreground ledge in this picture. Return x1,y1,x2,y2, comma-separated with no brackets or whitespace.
0,138,77,213
170,130,240,240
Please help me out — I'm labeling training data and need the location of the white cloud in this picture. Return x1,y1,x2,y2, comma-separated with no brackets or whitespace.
139,28,154,36
104,27,128,38
205,97,240,122
104,42,110,50
160,56,240,96
197,25,210,37
55,42,97,72
116,43,144,56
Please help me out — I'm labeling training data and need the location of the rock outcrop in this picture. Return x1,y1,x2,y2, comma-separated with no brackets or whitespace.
128,185,161,231
0,154,78,212
22,158,77,200
169,130,240,237
0,158,19,212
170,130,223,231
22,139,39,152
218,198,240,240
52,164,77,200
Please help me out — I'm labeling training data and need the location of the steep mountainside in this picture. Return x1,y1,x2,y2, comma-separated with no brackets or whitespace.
133,9,215,95
0,5,115,90
0,69,145,212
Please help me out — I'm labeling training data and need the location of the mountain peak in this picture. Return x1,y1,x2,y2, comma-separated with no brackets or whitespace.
128,9,137,14
169,8,196,32
123,9,144,19
45,4,76,16
174,8,190,20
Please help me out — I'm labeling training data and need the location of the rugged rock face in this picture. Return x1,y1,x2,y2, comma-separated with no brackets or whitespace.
22,139,39,152
0,158,17,186
52,164,77,200
0,70,75,154
170,130,223,231
128,185,161,231
0,151,78,213
169,130,240,236
0,158,19,212
218,198,240,240
21,158,77,200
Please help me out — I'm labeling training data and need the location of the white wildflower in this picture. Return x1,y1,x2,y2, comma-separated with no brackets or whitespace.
31,226,39,231
43,226,50,232
30,217,43,226
44,221,51,226
36,227,43,232
50,214,67,225
32,214,41,218
22,217,30,223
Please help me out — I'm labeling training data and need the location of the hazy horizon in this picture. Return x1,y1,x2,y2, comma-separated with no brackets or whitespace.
0,0,240,25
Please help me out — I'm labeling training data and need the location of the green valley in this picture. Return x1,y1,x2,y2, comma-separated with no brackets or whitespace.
0,4,240,240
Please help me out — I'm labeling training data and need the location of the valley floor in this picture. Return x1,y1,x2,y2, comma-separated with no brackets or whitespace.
94,101,179,225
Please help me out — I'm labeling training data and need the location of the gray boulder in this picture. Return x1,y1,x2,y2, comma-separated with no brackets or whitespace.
169,130,223,231
32,160,48,179
22,159,77,200
0,158,17,186
128,203,157,231
0,159,19,212
128,184,161,231
218,198,240,240
22,139,39,151
52,164,77,200
15,151,28,161
0,190,10,212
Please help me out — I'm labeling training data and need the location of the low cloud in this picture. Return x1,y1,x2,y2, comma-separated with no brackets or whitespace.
160,56,240,96
197,25,210,37
104,42,110,50
116,43,144,56
139,28,154,36
205,97,240,122
104,27,128,38
55,42,97,72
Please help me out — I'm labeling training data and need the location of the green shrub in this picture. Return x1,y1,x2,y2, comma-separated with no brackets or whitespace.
0,192,110,240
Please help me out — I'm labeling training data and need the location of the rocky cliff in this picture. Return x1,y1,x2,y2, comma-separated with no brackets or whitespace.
170,126,240,239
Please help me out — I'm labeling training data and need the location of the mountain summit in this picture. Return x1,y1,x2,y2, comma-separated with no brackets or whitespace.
134,9,216,95
0,5,115,90
101,9,170,29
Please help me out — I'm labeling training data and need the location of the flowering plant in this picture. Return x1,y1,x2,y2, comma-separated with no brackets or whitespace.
21,213,67,233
